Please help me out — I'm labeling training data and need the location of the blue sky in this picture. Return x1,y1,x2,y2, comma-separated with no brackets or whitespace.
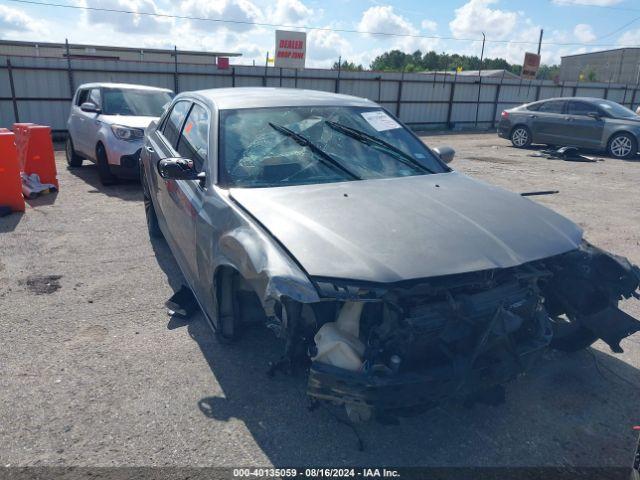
1,0,639,68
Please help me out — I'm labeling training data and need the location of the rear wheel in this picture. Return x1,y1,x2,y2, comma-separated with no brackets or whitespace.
65,137,83,167
96,143,117,185
607,132,637,159
510,126,532,148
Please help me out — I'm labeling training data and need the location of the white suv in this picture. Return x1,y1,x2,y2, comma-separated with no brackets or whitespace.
66,83,174,185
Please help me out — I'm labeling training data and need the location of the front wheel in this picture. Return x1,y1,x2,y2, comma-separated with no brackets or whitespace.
96,143,117,186
607,132,637,159
66,137,83,167
510,126,532,148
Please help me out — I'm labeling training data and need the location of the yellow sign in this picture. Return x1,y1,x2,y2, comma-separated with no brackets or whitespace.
267,57,275,64
456,66,462,72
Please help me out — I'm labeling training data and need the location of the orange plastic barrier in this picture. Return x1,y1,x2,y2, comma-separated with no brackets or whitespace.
0,131,25,212
22,125,58,189
12,123,34,171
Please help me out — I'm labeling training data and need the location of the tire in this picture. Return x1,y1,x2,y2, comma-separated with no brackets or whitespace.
510,125,532,148
65,137,83,167
215,269,241,343
550,317,598,352
607,132,637,159
141,164,163,240
96,143,117,185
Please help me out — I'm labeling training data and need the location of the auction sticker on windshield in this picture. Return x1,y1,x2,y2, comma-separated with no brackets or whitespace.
361,111,401,131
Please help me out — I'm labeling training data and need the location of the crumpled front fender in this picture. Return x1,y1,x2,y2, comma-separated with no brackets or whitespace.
217,226,320,309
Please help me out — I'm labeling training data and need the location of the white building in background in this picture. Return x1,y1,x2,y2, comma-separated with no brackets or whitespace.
0,39,242,65
560,48,640,84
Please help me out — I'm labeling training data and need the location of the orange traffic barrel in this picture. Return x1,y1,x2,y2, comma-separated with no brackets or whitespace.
12,123,35,171
0,131,26,212
23,125,58,189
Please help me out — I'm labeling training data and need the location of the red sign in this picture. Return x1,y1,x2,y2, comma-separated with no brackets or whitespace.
217,57,229,70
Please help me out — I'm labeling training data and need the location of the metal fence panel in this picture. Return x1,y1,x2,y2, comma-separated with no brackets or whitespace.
2,54,640,132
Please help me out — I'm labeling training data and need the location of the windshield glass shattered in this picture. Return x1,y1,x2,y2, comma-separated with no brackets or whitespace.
219,106,446,187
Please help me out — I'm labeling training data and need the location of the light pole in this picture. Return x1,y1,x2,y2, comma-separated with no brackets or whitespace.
475,32,486,128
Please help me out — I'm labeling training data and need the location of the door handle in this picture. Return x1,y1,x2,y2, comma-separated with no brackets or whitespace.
145,146,154,153
528,114,537,118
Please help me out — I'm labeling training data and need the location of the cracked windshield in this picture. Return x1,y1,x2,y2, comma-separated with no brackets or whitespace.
219,106,447,187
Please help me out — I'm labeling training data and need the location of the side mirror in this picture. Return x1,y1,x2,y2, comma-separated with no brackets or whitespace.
158,157,198,180
433,146,455,164
80,102,100,113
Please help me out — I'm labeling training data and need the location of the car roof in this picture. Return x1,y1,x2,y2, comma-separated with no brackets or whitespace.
530,97,614,103
77,82,173,92
179,87,377,110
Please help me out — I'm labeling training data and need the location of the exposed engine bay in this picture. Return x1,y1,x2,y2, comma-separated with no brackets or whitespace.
233,241,640,422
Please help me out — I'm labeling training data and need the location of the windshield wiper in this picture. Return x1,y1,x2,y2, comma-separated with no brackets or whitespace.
325,120,436,174
268,122,360,180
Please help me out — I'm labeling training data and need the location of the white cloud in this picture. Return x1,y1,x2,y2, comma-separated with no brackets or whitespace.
358,6,417,36
618,28,640,46
180,0,262,32
449,0,519,39
356,5,440,58
552,0,622,5
421,19,437,32
0,5,43,33
307,29,349,62
272,0,313,25
78,0,169,34
573,23,595,42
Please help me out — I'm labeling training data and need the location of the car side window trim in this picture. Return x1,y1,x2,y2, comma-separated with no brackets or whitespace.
158,100,192,153
176,101,211,175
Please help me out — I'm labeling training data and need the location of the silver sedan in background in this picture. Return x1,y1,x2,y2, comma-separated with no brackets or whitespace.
498,97,640,159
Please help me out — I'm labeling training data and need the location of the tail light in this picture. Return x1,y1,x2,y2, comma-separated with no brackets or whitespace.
501,110,509,119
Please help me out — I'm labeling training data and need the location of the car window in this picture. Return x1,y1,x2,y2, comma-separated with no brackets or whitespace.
525,103,541,111
596,100,638,119
567,101,598,116
88,88,101,108
537,101,565,113
102,89,174,116
177,104,209,172
76,89,89,106
162,101,191,149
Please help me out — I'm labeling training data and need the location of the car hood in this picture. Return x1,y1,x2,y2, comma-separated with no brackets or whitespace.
230,172,583,283
100,115,158,129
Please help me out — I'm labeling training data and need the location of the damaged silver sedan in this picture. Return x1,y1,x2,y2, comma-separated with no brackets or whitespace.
140,87,640,422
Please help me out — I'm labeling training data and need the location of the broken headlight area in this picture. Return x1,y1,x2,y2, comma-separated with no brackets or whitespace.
269,242,640,421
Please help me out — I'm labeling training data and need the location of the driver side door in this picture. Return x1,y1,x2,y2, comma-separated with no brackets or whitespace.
565,100,605,148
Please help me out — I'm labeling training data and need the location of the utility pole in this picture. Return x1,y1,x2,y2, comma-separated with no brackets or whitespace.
475,32,486,128
537,29,544,56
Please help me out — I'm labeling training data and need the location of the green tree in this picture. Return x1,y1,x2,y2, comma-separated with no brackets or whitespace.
332,60,364,71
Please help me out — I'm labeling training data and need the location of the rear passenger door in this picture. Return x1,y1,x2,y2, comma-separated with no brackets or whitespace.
69,88,90,154
565,100,605,148
530,100,567,144
82,88,103,157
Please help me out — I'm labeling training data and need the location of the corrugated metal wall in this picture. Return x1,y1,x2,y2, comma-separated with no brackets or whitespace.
2,55,640,133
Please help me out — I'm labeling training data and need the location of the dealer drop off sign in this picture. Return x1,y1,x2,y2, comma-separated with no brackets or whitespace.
275,30,307,69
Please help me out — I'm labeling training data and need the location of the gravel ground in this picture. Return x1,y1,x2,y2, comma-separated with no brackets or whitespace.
1,132,639,468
